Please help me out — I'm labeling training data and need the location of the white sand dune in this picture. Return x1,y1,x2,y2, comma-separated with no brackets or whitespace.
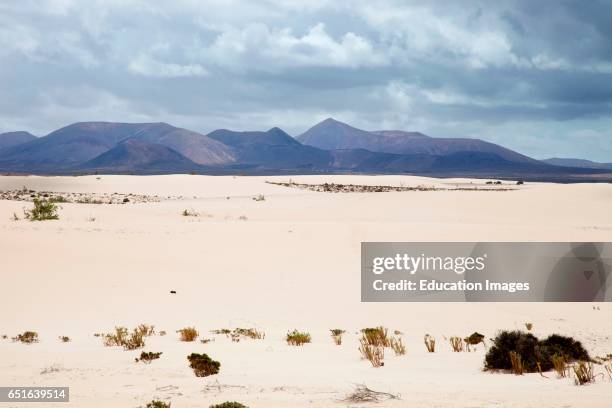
0,175,611,407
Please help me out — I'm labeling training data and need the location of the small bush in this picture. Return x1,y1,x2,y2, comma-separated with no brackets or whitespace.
178,327,199,342
286,330,311,346
58,336,70,343
24,198,59,221
464,332,485,345
484,331,590,373
424,334,435,352
146,400,171,408
573,361,595,385
525,322,533,331
330,329,345,345
136,351,162,363
359,338,384,367
13,331,39,344
212,329,231,335
252,194,265,201
361,327,390,347
159,330,167,336
209,402,247,408
182,209,199,217
187,353,220,377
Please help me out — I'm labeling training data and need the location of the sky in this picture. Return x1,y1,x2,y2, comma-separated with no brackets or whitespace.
1,0,611,161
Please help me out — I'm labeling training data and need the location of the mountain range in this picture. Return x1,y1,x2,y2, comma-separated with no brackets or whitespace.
0,118,609,181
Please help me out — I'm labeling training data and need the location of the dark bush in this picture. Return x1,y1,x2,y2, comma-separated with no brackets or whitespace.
209,402,247,408
187,353,220,377
146,400,170,408
485,330,590,373
541,334,590,361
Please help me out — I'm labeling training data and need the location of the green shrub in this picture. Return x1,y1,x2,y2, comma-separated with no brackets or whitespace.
286,330,311,346
209,402,247,408
24,198,59,221
187,353,220,377
136,351,162,363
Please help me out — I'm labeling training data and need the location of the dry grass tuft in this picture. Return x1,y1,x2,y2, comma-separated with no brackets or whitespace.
330,329,345,345
361,327,390,347
286,330,311,346
424,334,435,352
573,361,595,385
450,336,464,352
178,327,199,342
234,328,265,340
58,336,70,343
509,351,524,375
343,384,399,402
359,338,385,367
136,324,155,337
552,355,568,378
390,336,406,356
103,327,145,350
604,362,612,381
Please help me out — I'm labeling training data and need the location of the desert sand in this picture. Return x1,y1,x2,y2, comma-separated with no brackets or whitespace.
0,174,611,407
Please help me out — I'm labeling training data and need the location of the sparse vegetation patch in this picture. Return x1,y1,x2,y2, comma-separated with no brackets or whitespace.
13,331,39,344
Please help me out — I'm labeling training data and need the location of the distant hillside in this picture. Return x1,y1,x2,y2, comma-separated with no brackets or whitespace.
0,122,233,171
542,158,612,170
298,118,536,164
207,127,331,170
78,139,201,173
0,119,608,182
0,131,36,151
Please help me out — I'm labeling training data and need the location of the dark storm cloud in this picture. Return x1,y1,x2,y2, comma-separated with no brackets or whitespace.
0,0,610,161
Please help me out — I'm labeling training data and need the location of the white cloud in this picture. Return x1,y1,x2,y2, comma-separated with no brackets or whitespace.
205,22,387,71
128,54,208,78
